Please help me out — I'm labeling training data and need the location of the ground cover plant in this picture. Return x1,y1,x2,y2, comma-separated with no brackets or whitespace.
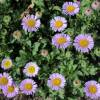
0,0,100,100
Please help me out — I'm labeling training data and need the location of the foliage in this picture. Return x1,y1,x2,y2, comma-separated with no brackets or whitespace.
0,0,100,99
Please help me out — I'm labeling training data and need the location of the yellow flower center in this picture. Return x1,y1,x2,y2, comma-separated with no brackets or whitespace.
4,60,12,69
79,39,89,48
66,5,76,13
24,83,32,91
7,86,15,93
52,78,61,86
57,37,67,45
55,20,63,28
27,66,35,74
26,19,36,28
0,77,8,85
88,85,97,94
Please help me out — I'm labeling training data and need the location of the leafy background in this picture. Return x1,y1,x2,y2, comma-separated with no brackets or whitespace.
0,0,100,100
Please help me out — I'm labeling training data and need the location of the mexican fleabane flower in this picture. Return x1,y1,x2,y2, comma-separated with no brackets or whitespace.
23,62,40,77
50,16,67,32
47,73,66,90
2,84,19,98
0,73,12,89
52,33,71,49
21,14,41,32
19,79,37,95
73,34,94,53
84,80,100,99
62,2,79,16
1,58,13,70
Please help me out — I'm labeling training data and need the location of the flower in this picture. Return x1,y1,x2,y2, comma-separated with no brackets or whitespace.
19,79,37,95
84,80,100,99
50,16,67,32
52,33,71,49
23,62,40,77
91,0,100,10
76,0,81,6
0,73,12,89
21,14,41,32
73,34,94,53
2,84,19,98
1,58,13,70
13,30,22,40
84,8,93,16
47,73,66,90
62,2,79,16
40,49,48,57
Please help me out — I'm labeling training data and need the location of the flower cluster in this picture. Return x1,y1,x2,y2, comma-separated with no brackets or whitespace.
0,0,99,99
21,2,94,53
0,58,66,98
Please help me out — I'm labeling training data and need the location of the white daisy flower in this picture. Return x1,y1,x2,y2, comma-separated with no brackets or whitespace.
1,58,13,70
62,2,80,16
23,62,40,77
21,14,41,32
52,33,71,49
73,34,94,53
50,16,67,32
47,73,66,90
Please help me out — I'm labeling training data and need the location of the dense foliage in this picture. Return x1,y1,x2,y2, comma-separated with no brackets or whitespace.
0,0,100,100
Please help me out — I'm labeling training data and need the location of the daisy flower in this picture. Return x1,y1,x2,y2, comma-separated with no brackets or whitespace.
62,2,80,16
52,33,71,49
73,34,94,53
1,58,13,70
0,73,12,89
21,14,41,32
2,84,19,98
19,79,37,95
47,73,66,90
23,62,40,77
50,16,67,32
84,80,100,99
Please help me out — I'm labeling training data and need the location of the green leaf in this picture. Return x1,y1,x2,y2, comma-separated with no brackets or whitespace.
32,42,40,55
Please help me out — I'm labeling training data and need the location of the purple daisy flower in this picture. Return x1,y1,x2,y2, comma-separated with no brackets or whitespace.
73,34,94,53
52,33,71,49
47,73,66,91
2,84,19,98
19,79,37,95
62,2,80,16
0,72,12,89
84,80,100,99
21,14,41,32
50,16,67,32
